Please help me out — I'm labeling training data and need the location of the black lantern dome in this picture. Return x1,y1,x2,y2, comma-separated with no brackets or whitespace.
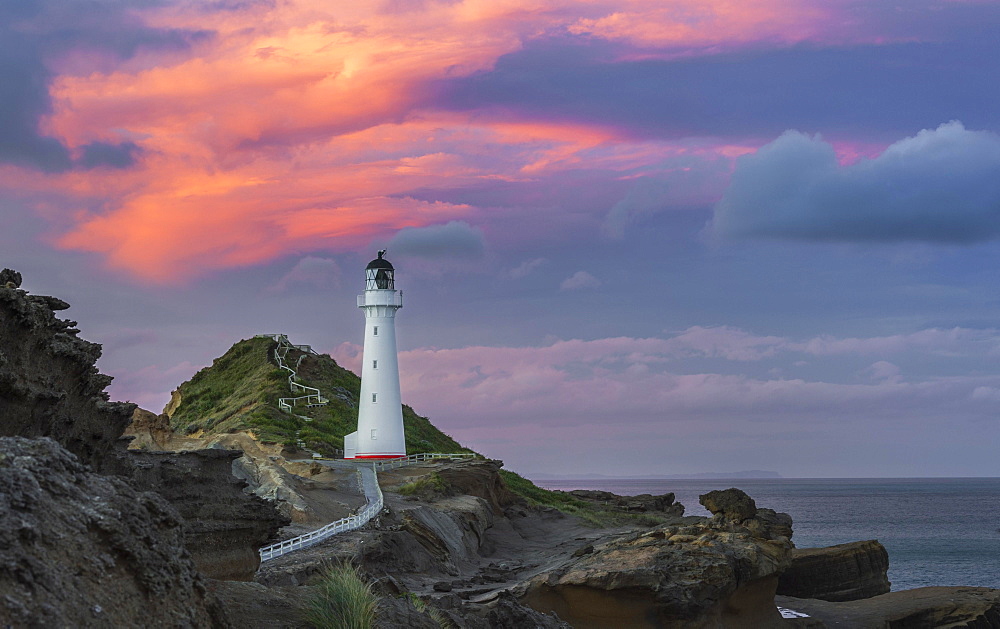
365,250,395,290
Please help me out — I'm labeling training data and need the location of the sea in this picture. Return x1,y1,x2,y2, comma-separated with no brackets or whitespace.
536,477,1000,592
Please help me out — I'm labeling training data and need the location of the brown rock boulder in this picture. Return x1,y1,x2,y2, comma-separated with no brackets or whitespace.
125,407,175,450
778,540,890,601
700,487,758,522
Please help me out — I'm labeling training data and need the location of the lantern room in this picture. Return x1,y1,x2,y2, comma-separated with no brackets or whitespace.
365,250,394,290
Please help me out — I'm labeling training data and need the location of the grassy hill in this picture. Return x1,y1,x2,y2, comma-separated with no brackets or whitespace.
166,336,468,457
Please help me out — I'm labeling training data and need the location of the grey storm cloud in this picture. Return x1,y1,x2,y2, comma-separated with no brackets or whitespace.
711,121,1000,243
0,0,207,172
387,221,485,259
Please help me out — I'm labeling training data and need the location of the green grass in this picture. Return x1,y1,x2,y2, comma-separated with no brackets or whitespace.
304,563,377,629
166,336,473,456
397,473,449,499
403,593,453,628
499,469,672,528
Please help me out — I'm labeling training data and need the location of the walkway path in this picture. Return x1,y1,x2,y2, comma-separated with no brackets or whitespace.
258,454,478,562
259,459,383,562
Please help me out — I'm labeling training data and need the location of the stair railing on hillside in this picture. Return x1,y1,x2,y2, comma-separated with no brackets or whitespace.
254,334,329,412
259,466,384,562
373,452,479,471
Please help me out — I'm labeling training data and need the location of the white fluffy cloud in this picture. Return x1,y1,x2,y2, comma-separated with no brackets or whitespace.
560,270,602,290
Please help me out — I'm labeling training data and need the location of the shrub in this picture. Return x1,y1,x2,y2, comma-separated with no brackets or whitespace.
304,562,378,629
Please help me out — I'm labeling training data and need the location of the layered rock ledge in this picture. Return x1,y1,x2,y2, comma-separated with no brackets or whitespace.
777,586,1000,627
518,488,794,628
777,539,891,602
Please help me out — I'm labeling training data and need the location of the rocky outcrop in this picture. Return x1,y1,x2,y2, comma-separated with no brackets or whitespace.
568,489,685,516
435,459,524,514
777,586,1000,627
778,540,891,601
232,452,315,522
129,449,290,581
0,275,287,584
0,278,134,473
125,407,175,450
0,437,228,627
0,268,21,288
519,488,794,628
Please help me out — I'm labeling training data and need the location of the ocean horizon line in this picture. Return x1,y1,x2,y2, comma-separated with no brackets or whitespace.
530,474,1000,481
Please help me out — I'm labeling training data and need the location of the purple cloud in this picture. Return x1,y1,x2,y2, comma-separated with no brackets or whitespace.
387,221,485,259
712,121,1000,243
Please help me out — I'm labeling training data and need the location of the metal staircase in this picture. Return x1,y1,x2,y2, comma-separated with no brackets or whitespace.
255,334,329,412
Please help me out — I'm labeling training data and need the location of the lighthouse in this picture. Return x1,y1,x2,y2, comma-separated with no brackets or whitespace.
344,250,406,459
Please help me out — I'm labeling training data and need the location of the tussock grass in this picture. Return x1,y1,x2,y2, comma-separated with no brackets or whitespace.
499,469,671,528
304,563,378,629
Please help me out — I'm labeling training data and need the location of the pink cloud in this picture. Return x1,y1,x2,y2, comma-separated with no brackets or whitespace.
330,326,1000,445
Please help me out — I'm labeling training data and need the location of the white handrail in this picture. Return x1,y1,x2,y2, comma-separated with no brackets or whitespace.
258,455,480,562
259,466,384,562
373,452,479,471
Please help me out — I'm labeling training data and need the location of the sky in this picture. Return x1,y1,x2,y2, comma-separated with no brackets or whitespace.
3,0,1000,478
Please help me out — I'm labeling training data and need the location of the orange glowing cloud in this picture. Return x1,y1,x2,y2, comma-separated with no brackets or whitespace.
17,0,853,282
568,0,831,50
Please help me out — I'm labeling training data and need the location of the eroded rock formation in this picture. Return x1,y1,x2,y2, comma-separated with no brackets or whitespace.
778,540,891,602
0,437,228,627
434,459,523,514
569,488,685,516
0,279,134,473
519,487,794,628
0,274,285,588
125,407,175,450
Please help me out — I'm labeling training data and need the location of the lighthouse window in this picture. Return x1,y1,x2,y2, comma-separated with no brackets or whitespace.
371,429,377,440
373,360,378,369
373,326,378,336
372,393,377,403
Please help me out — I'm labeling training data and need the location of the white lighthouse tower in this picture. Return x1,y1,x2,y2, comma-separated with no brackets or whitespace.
344,250,406,459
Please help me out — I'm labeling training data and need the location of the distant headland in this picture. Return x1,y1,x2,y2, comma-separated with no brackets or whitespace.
532,470,783,480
